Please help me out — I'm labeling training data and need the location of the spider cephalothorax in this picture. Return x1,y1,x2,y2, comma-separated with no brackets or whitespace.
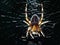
23,3,50,39
31,14,39,24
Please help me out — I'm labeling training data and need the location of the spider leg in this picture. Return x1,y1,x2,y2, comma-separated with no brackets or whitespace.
26,27,34,39
25,4,31,24
39,28,45,37
23,20,30,26
39,3,44,25
26,27,31,37
41,21,50,25
26,30,29,37
30,32,34,39
37,32,40,37
40,30,45,37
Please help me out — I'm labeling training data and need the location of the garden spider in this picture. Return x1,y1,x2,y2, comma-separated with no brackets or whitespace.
23,3,50,39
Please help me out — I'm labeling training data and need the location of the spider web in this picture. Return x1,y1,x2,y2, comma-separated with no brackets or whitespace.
0,0,60,45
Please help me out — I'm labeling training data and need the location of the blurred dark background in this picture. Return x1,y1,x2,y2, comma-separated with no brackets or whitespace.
0,0,60,45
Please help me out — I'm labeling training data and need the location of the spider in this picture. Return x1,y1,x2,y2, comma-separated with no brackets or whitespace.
23,3,50,39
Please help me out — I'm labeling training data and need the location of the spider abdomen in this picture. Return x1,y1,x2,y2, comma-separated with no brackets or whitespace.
31,25,40,32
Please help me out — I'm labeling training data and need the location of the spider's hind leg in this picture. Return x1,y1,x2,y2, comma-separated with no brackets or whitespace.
40,30,45,37
26,27,31,37
30,32,34,39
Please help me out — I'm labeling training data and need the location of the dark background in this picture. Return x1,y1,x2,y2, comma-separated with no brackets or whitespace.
0,0,60,45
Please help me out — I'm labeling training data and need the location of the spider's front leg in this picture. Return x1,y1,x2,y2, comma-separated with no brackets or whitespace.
39,3,44,25
25,4,31,24
23,4,31,25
